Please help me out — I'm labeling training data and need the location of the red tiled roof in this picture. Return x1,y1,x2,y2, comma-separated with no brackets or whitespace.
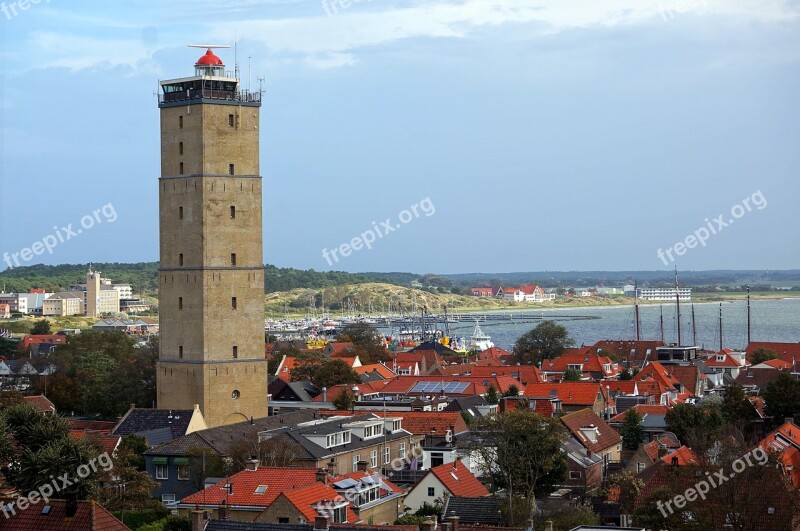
431,364,473,377
560,408,621,454
759,358,793,369
705,353,744,368
542,353,620,378
660,445,700,465
68,420,117,431
0,499,128,530
68,430,120,455
355,363,395,379
745,342,800,364
668,364,701,396
476,346,513,360
633,362,680,391
590,340,666,364
22,394,56,414
281,482,359,523
473,357,508,366
428,460,488,497
181,467,320,507
470,365,544,385
328,342,356,355
522,382,605,405
20,334,67,349
609,404,669,423
313,381,388,402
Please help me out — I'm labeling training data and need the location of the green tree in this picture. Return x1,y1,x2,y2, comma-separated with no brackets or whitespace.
333,389,354,411
336,323,388,364
620,408,645,451
750,347,776,365
31,319,52,335
0,338,19,359
97,443,160,511
485,384,500,405
563,368,582,381
619,368,633,380
665,402,723,450
33,331,157,419
762,373,800,430
513,321,575,366
465,409,567,525
503,384,520,397
721,383,758,438
312,359,361,389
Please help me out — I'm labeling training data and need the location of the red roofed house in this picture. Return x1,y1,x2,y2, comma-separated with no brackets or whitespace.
496,285,552,302
633,362,682,404
470,364,545,385
760,418,800,489
0,499,128,530
541,351,620,381
590,340,666,367
470,287,494,297
560,408,622,465
22,394,56,415
404,459,488,511
179,466,322,521
704,349,748,379
746,341,800,365
355,363,396,380
474,346,513,361
19,334,67,356
522,381,611,415
258,481,360,525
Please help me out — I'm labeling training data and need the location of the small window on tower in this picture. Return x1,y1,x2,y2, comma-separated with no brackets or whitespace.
232,297,237,310
179,206,184,220
232,346,238,359
179,254,184,266
179,346,183,359
229,164,235,176
228,114,234,127
179,142,184,156
179,115,183,128
178,297,183,310
179,162,184,175
230,206,236,219
230,253,237,266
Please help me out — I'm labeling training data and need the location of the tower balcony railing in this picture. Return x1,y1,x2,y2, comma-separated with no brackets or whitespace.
159,88,262,104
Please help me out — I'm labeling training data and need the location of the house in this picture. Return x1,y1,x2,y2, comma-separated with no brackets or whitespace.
609,405,670,442
496,285,554,302
404,460,488,512
258,482,360,525
734,364,794,394
112,404,207,446
560,408,622,467
22,394,57,415
0,499,128,530
144,410,319,504
269,378,321,402
745,341,800,364
541,351,620,381
470,287,494,297
522,382,612,415
356,363,396,381
470,365,545,385
441,495,504,526
590,340,666,368
562,436,604,493
393,350,444,376
623,432,682,475
379,376,524,399
19,334,67,356
632,362,682,404
42,292,85,317
0,304,10,319
760,418,800,488
704,350,747,379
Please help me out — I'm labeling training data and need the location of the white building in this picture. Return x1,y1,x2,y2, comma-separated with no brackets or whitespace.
637,287,692,301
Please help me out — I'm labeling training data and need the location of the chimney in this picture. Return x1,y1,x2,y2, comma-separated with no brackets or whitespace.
357,460,369,472
245,458,259,471
218,503,230,520
446,515,460,531
190,510,206,531
314,514,330,530
421,519,436,531
65,495,78,518
316,468,328,485
322,386,328,402
544,520,554,531
786,417,795,426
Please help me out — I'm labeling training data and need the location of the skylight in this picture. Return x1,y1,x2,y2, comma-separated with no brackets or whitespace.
254,485,268,494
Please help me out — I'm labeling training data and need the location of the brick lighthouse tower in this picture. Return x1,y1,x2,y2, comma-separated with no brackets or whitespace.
156,46,267,427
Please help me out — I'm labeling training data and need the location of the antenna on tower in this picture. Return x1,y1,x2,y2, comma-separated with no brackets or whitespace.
234,32,239,80
258,76,266,95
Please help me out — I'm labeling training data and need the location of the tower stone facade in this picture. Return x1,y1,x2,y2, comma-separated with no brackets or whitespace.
156,48,267,427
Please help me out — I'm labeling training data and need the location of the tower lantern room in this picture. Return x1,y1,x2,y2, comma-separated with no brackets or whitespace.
195,48,226,77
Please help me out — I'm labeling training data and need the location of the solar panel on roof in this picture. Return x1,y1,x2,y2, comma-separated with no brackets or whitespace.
333,478,359,489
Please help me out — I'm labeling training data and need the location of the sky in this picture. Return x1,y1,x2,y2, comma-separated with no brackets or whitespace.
1,0,799,275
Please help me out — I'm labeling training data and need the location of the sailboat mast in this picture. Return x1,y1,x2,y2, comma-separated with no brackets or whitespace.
746,284,752,344
719,303,723,351
660,305,665,343
634,281,641,341
675,268,681,345
691,303,697,346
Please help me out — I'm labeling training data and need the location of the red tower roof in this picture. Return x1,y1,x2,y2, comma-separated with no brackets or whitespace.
196,49,224,66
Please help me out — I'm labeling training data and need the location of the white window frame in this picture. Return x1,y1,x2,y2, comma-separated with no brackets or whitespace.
370,450,377,468
155,464,168,480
